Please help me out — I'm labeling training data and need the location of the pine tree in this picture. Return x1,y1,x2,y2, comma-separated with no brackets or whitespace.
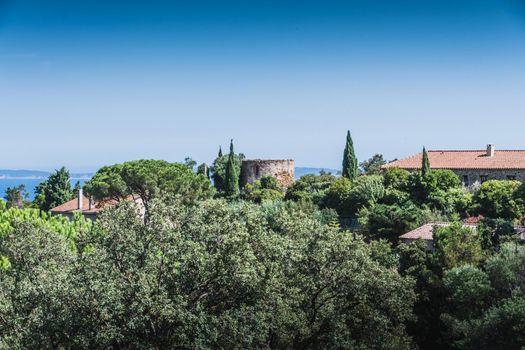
342,130,358,180
422,147,431,177
224,139,239,197
218,146,223,158
4,185,28,209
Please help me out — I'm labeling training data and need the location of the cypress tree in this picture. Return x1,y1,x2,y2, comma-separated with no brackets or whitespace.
224,139,239,197
342,130,358,180
218,146,223,158
422,147,431,177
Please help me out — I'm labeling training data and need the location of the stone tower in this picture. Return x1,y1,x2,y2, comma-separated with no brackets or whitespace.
241,159,295,188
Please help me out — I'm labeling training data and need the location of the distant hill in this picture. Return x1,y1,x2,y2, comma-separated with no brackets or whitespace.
294,167,339,179
0,169,92,180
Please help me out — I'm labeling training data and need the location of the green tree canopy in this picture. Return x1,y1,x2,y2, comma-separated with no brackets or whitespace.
477,218,518,250
34,167,74,211
360,154,387,175
442,265,492,318
242,176,284,203
348,175,386,210
197,163,210,179
324,177,353,215
434,222,484,269
183,157,197,169
84,159,214,213
383,167,411,191
472,180,522,220
440,244,525,349
210,143,244,194
3,185,28,209
0,198,417,349
408,169,461,204
325,175,386,217
285,173,337,205
397,239,444,349
358,202,433,241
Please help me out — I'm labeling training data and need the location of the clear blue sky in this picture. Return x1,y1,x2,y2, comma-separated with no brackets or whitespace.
1,0,524,172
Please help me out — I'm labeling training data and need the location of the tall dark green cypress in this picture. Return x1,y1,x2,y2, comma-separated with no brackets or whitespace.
218,146,223,158
224,139,239,197
421,147,431,177
342,130,358,180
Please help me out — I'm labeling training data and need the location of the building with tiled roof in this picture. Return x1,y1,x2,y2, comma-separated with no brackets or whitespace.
400,221,525,250
384,144,525,186
399,222,477,251
462,215,484,225
50,189,143,220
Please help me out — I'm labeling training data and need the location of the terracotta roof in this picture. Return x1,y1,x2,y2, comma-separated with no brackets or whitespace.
399,222,476,241
50,195,136,214
384,150,525,170
463,215,484,224
399,223,449,241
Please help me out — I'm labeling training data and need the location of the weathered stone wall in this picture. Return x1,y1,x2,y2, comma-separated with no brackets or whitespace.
451,169,525,187
241,159,295,188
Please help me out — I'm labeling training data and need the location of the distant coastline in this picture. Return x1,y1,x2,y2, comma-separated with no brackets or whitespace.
0,175,92,180
0,169,93,181
0,170,92,200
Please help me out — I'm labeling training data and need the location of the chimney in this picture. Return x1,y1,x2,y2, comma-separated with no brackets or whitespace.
487,144,495,157
77,188,83,211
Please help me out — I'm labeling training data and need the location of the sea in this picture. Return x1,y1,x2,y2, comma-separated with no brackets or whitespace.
0,179,88,201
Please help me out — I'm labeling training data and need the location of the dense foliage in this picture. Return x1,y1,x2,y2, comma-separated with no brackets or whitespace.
472,180,523,219
34,167,75,211
84,159,214,214
3,185,28,209
0,198,416,349
242,176,285,203
360,154,386,175
210,143,245,195
0,201,91,242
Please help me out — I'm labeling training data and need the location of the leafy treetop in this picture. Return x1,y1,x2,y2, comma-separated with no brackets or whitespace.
84,159,214,213
34,167,74,211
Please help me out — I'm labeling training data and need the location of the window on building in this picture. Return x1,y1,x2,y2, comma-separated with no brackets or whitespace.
462,175,469,187
507,175,516,180
480,175,488,183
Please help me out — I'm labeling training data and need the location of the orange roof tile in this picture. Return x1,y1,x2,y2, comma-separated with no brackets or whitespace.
463,215,484,224
50,195,136,214
384,150,525,170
